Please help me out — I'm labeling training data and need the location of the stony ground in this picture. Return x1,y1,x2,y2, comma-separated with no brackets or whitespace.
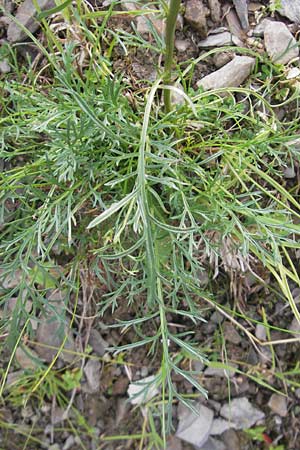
1,1,300,449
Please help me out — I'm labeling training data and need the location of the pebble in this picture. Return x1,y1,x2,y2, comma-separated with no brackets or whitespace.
127,375,159,405
197,56,255,91
295,388,300,399
0,59,11,74
278,0,300,24
268,394,288,417
210,418,233,435
212,52,233,69
15,346,40,370
264,21,299,65
220,397,265,429
223,322,241,345
184,0,209,38
233,0,249,29
175,39,191,53
49,445,61,450
198,437,226,450
208,0,222,23
7,0,55,43
221,429,241,450
136,14,165,37
253,18,273,37
62,436,75,450
255,324,267,341
83,359,101,393
176,402,214,447
198,32,240,48
289,317,300,338
88,329,108,356
204,364,237,378
284,166,296,178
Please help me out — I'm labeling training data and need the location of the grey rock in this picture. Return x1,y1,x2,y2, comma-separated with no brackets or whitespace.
84,359,101,393
208,0,221,23
253,18,273,37
3,0,15,13
0,59,11,74
225,8,245,41
220,397,265,429
295,388,300,399
278,0,300,24
35,307,76,364
185,0,209,38
88,329,108,356
127,375,159,405
213,52,233,68
211,418,233,435
264,21,299,65
49,445,61,450
233,0,249,29
197,56,255,91
268,394,288,417
63,436,75,450
7,0,55,43
15,346,41,369
176,402,214,447
223,322,241,345
198,32,240,48
255,324,267,341
197,437,226,450
289,317,300,337
221,429,241,450
175,39,191,52
284,166,296,178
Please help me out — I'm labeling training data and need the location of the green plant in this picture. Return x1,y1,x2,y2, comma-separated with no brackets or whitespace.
1,1,300,448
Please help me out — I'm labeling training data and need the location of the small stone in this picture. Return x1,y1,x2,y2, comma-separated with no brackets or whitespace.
21,405,34,419
264,21,299,65
223,322,241,345
233,0,249,29
221,429,241,450
15,346,40,370
284,166,296,178
184,0,209,38
225,8,245,41
198,437,226,450
295,388,300,399
176,402,214,447
253,18,273,37
213,52,233,68
220,397,265,429
7,0,56,43
208,0,221,23
49,445,60,450
197,56,255,91
136,13,165,37
289,317,300,338
84,359,101,393
286,67,300,79
0,59,11,74
278,0,300,24
198,32,239,48
51,406,65,424
255,324,267,341
175,39,191,52
63,436,75,450
127,375,159,405
211,418,233,435
88,329,108,356
268,394,288,417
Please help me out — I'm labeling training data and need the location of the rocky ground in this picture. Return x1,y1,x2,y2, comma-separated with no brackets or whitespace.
1,0,300,449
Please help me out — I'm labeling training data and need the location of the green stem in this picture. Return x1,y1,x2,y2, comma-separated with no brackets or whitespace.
163,0,181,113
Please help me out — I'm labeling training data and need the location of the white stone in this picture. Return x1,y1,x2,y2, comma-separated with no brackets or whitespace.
127,375,159,405
7,0,55,43
264,21,299,65
220,397,265,429
278,0,300,24
176,403,214,447
197,56,255,91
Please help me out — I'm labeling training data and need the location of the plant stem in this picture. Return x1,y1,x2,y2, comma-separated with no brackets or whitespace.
163,0,181,113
